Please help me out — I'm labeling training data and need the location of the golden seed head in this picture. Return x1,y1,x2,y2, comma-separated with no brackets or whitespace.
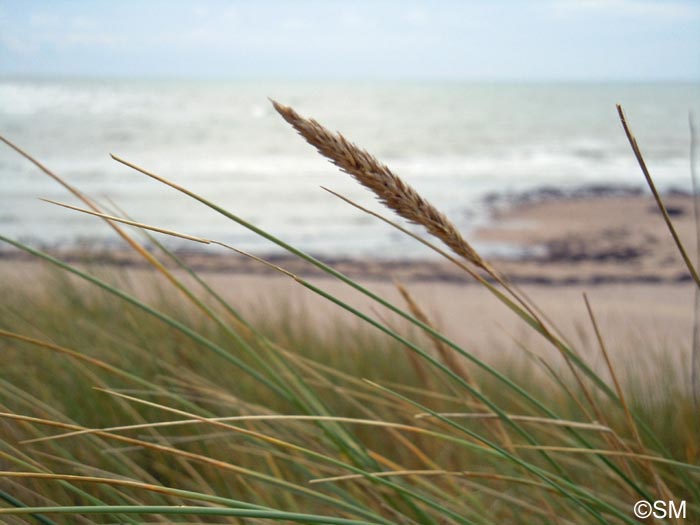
272,100,485,269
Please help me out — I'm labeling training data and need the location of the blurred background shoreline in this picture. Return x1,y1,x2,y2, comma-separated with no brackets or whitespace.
2,78,698,264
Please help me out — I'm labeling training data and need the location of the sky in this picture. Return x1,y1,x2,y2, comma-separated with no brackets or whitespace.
0,0,699,81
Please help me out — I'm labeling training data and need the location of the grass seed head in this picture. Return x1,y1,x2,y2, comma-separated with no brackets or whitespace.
271,100,486,269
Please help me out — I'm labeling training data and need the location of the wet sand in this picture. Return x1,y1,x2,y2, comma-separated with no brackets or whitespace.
476,191,698,284
3,189,697,286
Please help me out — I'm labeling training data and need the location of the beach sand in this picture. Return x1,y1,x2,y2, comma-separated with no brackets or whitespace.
2,190,696,376
476,191,697,284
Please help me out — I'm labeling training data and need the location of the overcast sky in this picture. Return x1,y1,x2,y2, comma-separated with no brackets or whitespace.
0,0,699,81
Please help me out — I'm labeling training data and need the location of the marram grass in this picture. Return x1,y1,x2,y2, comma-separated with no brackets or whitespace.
0,102,698,524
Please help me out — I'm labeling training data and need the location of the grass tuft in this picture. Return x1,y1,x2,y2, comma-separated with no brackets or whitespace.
0,103,697,524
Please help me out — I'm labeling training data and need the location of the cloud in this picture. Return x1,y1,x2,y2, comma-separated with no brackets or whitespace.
1,25,128,54
403,7,429,26
0,1,697,80
551,0,700,19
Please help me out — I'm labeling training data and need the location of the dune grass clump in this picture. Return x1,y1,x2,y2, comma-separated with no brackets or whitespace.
0,102,698,524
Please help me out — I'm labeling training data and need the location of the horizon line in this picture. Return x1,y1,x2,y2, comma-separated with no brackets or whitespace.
2,73,700,84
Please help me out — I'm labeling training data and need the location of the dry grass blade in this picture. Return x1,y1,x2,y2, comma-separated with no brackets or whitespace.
690,114,700,414
583,296,659,457
22,413,439,445
41,199,211,244
414,413,612,433
271,100,489,271
582,294,667,492
0,136,182,283
0,472,238,505
617,104,700,288
310,469,553,491
393,281,520,452
395,281,476,387
514,446,700,470
0,329,141,383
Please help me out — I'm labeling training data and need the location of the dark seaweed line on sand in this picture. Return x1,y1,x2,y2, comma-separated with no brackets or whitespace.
0,249,693,287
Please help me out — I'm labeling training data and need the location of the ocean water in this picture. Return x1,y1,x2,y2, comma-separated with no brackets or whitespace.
1,79,698,258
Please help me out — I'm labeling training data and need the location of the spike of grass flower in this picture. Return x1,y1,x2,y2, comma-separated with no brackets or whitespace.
271,100,489,271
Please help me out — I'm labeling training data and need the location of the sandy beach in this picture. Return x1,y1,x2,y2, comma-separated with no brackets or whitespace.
477,190,698,283
3,189,697,373
4,189,697,283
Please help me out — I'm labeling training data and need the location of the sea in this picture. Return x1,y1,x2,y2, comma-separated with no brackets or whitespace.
1,79,698,259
